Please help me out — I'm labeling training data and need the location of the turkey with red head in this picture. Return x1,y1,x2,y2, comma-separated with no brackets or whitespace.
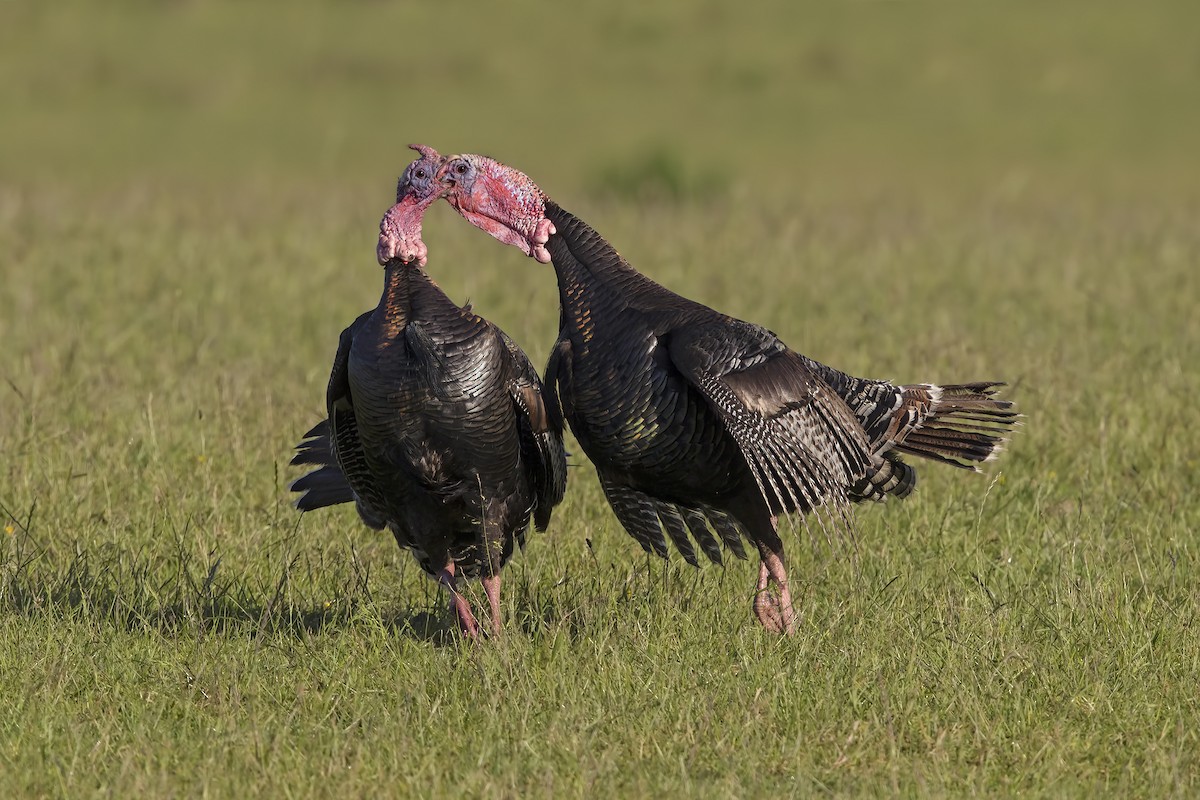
289,146,567,639
437,151,1018,634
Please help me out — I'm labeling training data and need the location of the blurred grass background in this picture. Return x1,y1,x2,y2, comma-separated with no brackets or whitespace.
4,1,1198,193
2,1,1199,797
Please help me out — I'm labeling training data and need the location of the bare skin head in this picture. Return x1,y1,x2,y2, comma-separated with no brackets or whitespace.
439,154,557,264
376,144,448,267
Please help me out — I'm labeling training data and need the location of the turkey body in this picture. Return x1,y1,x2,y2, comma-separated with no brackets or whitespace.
430,148,1016,632
292,261,566,632
543,202,846,565
535,199,1015,628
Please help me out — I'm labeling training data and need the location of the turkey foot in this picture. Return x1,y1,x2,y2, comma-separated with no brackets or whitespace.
753,555,797,635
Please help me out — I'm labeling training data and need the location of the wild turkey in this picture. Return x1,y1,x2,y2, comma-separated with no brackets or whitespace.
436,151,1018,634
289,146,567,638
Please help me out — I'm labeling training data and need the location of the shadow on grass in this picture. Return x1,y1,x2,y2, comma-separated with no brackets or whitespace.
1,529,772,646
0,530,486,646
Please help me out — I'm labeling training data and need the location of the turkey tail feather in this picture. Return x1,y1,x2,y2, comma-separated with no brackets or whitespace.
291,465,355,511
892,382,1018,470
289,420,356,510
290,420,334,467
849,454,917,502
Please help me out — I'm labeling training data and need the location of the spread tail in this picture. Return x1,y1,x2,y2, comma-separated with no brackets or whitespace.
892,382,1019,470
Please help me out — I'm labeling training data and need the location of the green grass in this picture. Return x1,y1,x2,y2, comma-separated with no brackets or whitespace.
2,1,1199,797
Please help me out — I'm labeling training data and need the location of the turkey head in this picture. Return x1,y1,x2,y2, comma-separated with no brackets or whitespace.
376,143,448,267
439,153,557,264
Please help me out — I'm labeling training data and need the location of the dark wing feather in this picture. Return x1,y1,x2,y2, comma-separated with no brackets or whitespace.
665,320,873,527
677,506,725,565
798,356,907,452
499,328,568,531
596,475,749,565
542,336,571,434
655,502,699,567
325,312,388,526
700,506,749,561
599,476,669,559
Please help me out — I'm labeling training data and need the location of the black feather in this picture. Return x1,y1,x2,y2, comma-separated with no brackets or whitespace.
528,198,1016,572
288,262,567,585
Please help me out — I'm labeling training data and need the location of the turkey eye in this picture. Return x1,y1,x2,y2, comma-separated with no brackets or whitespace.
414,169,426,179
455,163,468,175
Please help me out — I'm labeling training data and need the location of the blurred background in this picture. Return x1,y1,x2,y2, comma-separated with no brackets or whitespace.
4,1,1197,197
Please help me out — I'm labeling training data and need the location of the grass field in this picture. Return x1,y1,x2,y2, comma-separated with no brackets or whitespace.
2,2,1199,797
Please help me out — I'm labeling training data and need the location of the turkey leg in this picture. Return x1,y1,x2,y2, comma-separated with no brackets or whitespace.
436,561,481,640
481,574,502,636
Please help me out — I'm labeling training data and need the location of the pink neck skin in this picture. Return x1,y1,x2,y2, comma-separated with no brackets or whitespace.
377,193,433,267
376,144,447,267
